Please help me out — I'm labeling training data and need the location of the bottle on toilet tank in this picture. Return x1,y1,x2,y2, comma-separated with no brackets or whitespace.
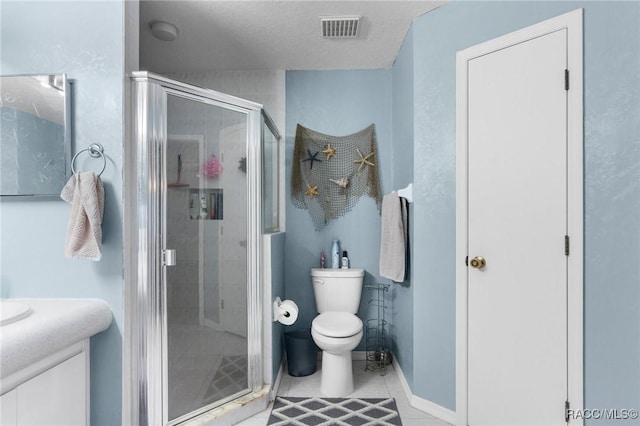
341,251,349,269
331,240,341,269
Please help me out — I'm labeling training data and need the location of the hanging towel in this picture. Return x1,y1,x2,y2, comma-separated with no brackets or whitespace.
60,172,105,261
379,192,408,282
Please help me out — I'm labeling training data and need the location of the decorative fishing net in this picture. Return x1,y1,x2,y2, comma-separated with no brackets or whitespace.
291,124,382,230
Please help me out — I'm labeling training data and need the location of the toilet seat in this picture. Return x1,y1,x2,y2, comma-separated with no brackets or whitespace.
312,312,362,338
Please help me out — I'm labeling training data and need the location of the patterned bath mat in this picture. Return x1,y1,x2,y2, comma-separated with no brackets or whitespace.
201,355,247,405
267,396,402,425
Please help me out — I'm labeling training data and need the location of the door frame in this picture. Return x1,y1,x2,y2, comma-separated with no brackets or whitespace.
455,9,583,426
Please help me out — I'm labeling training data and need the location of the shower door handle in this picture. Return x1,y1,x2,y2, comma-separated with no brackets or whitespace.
163,249,176,266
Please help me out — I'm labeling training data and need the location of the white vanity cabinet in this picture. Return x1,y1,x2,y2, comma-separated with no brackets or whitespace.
1,340,88,426
0,389,17,425
0,299,112,426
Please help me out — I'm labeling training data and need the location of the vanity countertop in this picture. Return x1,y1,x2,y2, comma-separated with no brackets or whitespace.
0,298,112,380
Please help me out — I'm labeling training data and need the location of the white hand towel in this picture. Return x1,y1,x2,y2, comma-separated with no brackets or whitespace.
60,172,105,261
379,192,407,282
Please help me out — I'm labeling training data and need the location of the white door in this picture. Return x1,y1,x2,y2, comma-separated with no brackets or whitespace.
466,30,568,425
219,123,248,338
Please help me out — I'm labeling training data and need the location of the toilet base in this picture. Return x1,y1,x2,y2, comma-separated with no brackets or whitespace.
320,350,354,397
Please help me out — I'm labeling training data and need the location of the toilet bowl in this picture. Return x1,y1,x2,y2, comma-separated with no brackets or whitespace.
311,311,363,396
310,268,364,397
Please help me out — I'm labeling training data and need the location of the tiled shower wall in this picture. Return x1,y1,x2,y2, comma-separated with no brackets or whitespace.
163,69,287,332
163,70,287,380
166,134,215,325
166,98,249,331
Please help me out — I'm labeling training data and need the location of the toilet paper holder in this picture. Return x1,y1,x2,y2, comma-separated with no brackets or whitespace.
273,297,298,324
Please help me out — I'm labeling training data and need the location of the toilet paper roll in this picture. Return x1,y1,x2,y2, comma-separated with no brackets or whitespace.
275,299,298,326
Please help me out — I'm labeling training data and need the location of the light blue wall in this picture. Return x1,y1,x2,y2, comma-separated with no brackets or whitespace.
0,2,124,425
390,27,414,386
285,70,393,350
410,1,640,418
271,232,286,379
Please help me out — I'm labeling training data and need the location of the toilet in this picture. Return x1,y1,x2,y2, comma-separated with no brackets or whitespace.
310,268,364,397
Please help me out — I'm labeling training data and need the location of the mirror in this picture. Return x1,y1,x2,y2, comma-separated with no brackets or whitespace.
1,74,71,196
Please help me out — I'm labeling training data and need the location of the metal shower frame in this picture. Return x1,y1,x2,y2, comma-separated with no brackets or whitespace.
125,71,266,426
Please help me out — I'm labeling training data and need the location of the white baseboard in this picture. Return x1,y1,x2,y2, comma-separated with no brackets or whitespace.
410,395,456,425
271,360,285,400
392,354,457,425
203,318,223,331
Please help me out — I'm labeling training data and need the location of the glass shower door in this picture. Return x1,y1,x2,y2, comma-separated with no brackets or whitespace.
164,92,250,424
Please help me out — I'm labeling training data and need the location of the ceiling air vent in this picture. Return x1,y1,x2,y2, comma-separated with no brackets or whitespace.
321,16,361,38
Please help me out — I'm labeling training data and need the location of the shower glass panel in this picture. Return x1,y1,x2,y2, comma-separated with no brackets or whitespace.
165,93,249,423
262,114,280,233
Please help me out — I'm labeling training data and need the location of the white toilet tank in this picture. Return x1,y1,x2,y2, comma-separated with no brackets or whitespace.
311,268,364,314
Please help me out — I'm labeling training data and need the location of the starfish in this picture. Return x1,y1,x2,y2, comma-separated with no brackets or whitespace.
329,177,349,188
304,184,319,197
353,149,375,172
302,149,322,169
322,144,337,160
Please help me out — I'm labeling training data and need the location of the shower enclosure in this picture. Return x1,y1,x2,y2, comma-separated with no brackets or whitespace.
126,72,280,425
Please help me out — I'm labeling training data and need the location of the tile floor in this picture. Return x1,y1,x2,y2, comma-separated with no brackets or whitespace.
236,360,453,426
168,325,248,420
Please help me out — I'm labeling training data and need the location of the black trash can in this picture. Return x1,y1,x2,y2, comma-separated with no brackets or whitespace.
284,328,317,377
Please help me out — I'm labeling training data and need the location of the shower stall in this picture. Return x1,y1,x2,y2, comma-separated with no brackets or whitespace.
125,72,280,425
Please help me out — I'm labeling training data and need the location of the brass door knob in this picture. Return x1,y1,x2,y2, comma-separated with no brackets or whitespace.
469,256,486,269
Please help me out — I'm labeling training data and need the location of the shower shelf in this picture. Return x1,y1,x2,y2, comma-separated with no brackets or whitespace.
189,188,223,220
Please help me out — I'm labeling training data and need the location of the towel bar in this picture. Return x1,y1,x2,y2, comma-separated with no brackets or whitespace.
397,183,413,203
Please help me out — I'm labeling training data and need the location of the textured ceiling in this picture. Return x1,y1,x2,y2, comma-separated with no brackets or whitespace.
139,1,444,72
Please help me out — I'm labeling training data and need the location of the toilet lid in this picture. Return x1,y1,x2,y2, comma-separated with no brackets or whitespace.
312,312,362,338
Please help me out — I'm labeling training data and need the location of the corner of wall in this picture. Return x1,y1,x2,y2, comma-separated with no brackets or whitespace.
268,232,287,382
389,19,415,390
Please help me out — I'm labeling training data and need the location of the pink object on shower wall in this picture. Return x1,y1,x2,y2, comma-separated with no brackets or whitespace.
202,155,223,178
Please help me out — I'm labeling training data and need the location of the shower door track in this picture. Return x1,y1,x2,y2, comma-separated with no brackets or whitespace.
168,389,252,426
126,71,265,426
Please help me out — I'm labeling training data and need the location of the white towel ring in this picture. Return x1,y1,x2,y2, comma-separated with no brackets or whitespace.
71,143,106,177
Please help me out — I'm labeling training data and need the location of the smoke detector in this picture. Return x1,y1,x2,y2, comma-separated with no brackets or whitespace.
150,21,179,42
321,16,361,38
